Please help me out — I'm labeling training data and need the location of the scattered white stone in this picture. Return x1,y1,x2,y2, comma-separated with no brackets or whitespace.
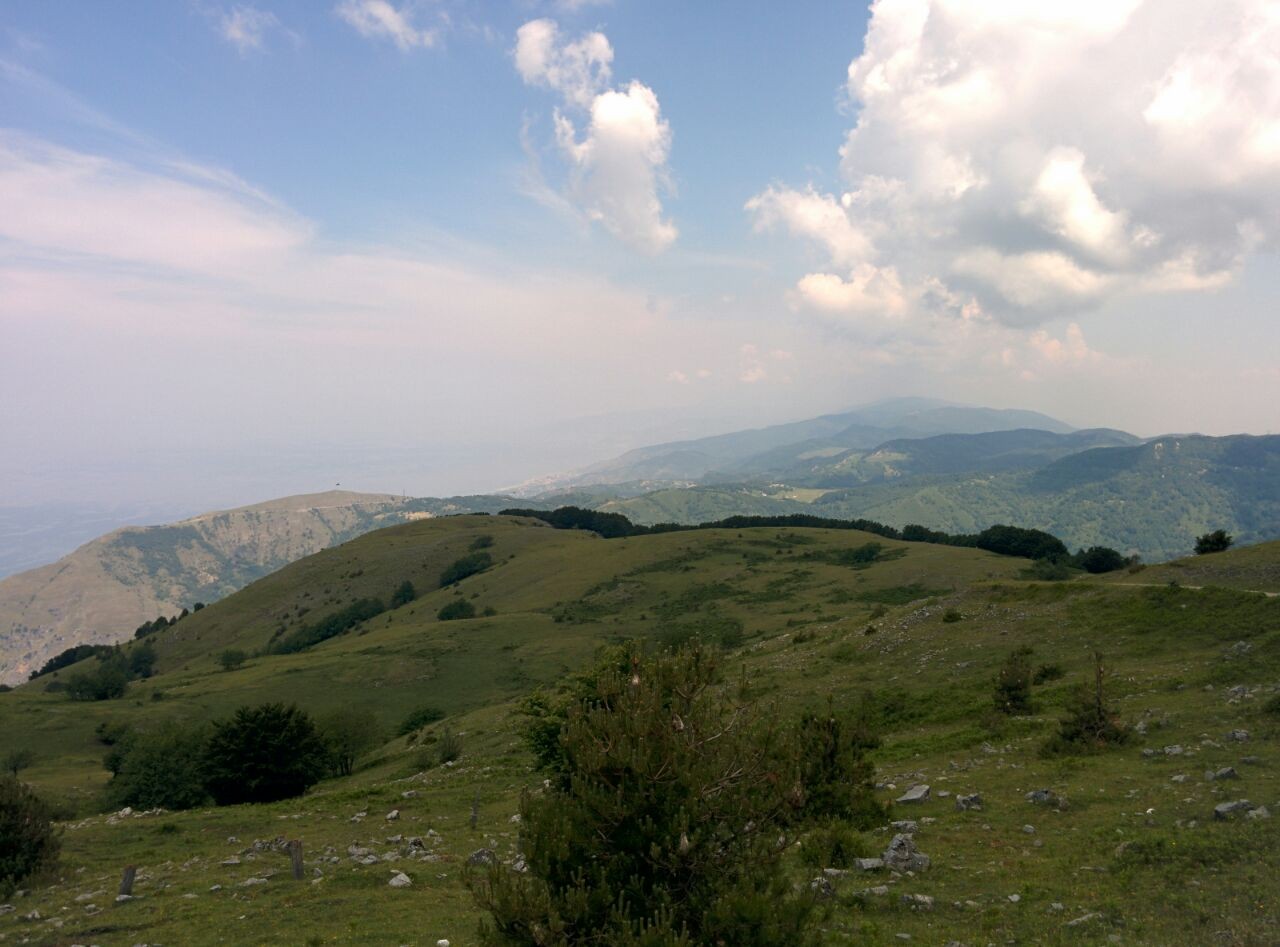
1022,825,1036,835
896,784,931,804
388,872,412,888
1066,912,1103,927
238,878,268,887
386,810,400,822
1008,893,1021,903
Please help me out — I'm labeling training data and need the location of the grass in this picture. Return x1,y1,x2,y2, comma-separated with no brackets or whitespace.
1,516,1278,944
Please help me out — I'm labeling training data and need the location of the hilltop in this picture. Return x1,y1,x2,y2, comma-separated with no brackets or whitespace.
0,491,533,686
0,515,1276,944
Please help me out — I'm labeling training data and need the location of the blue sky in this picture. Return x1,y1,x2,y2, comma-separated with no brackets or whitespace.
1,1,1278,509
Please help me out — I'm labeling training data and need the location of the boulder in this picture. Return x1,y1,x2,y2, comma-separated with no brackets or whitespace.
896,784,931,804
1025,788,1064,808
1213,799,1255,821
853,857,885,872
388,872,412,888
890,820,919,833
899,893,934,909
883,833,930,872
1227,729,1250,742
467,848,497,867
955,793,983,811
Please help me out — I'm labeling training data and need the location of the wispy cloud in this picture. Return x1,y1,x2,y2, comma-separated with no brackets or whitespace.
335,0,440,51
217,6,299,55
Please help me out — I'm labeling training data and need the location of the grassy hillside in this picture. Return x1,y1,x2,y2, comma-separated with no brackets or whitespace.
1,516,1277,945
0,491,538,686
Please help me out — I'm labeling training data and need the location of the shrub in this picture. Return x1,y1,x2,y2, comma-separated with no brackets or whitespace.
398,706,446,735
1194,530,1233,554
437,728,463,765
271,598,385,654
106,722,210,811
942,608,963,623
218,649,247,671
1043,652,1129,755
0,776,60,898
390,580,416,609
470,534,495,550
475,645,869,945
3,749,34,777
1073,546,1127,574
318,708,380,777
974,525,1069,562
1033,662,1065,684
128,641,157,679
203,704,330,805
440,552,493,587
66,653,130,701
799,820,872,869
994,647,1034,714
438,599,476,621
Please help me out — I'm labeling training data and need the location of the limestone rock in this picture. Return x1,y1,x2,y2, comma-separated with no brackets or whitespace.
883,833,930,872
896,784,931,804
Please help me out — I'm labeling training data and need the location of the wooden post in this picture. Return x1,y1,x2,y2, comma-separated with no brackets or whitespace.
470,791,479,831
288,839,304,881
118,865,136,897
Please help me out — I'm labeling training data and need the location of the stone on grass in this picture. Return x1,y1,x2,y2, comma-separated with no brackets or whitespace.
1213,800,1254,821
883,833,930,873
899,893,934,909
467,848,497,867
955,793,983,811
1066,912,1103,927
1025,789,1065,808
388,872,412,888
890,820,919,833
809,876,835,900
1227,729,1250,742
854,857,885,872
1246,806,1271,820
386,810,400,822
896,784,931,804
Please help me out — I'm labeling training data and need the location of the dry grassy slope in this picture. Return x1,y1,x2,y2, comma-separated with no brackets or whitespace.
0,491,407,685
1097,539,1280,594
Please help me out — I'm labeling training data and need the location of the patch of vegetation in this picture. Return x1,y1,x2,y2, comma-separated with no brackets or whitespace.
439,552,493,587
994,647,1034,714
438,599,477,621
1042,653,1130,755
271,597,386,654
397,705,446,735
203,703,330,806
855,584,945,606
0,776,59,898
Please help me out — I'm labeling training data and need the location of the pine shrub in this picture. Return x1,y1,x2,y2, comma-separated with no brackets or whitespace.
0,776,60,898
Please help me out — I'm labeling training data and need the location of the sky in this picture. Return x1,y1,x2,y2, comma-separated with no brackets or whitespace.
1,0,1278,511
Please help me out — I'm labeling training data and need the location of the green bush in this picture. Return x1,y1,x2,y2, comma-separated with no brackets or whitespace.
438,599,476,621
203,703,330,805
271,598,385,654
1033,662,1065,684
318,708,380,777
942,608,963,623
66,652,130,701
799,820,872,869
1043,653,1129,755
1194,529,1233,554
437,728,463,765
0,776,60,898
397,705,446,736
474,644,873,945
390,580,416,609
3,749,34,778
470,534,494,550
994,647,1034,714
218,649,247,671
1073,546,1127,574
105,722,210,811
440,552,493,587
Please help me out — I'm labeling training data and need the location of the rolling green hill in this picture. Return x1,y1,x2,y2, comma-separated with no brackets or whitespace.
0,491,538,686
1,515,1277,945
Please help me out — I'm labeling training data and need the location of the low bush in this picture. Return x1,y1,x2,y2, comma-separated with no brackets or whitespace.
105,722,210,811
438,599,476,621
397,705,446,735
439,552,492,587
0,776,60,898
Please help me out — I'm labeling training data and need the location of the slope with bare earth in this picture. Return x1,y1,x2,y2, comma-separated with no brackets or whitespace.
0,491,410,684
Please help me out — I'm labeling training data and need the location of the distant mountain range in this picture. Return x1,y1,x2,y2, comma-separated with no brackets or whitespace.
514,397,1075,493
4,397,1279,684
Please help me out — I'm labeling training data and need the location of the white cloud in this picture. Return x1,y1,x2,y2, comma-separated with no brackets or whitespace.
218,6,291,54
750,0,1280,326
516,20,677,253
336,0,438,51
515,18,611,108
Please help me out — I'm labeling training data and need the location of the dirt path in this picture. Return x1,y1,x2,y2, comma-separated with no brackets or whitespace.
1106,581,1279,598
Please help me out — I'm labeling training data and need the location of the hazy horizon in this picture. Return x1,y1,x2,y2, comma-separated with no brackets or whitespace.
4,1,1278,515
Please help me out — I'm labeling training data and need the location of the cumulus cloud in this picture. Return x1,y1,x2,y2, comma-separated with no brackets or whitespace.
218,6,293,54
336,0,438,50
749,0,1280,326
516,19,677,253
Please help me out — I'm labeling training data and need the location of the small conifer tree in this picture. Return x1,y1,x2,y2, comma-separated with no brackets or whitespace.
993,647,1034,714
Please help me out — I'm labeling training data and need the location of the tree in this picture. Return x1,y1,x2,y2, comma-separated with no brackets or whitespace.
203,703,330,805
1074,546,1127,574
1194,529,1233,555
390,580,416,609
1043,652,1129,754
439,552,493,587
66,652,129,701
3,749,34,778
0,776,60,898
218,649,247,671
471,645,841,946
106,723,210,811
994,647,1034,714
438,599,476,621
318,708,380,777
128,641,157,679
